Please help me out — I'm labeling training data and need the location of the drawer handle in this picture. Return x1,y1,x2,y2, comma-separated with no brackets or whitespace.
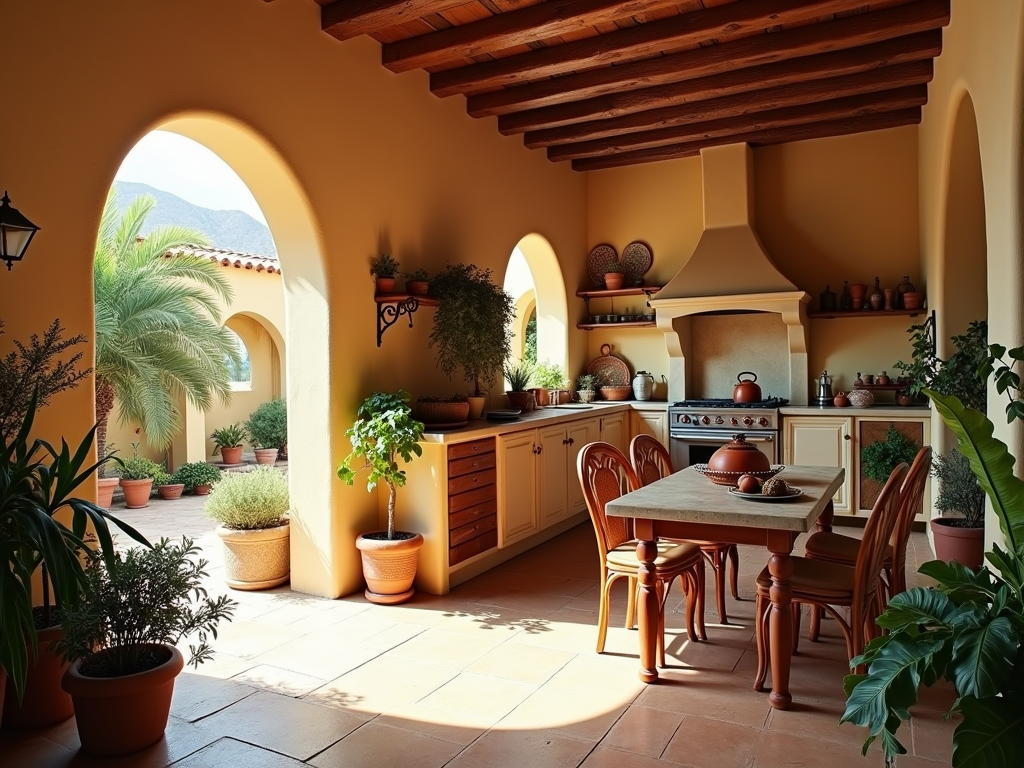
844,434,852,440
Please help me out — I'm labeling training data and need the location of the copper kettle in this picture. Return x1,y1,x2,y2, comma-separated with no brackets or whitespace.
733,372,762,403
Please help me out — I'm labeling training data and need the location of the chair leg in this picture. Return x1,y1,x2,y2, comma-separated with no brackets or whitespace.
753,593,769,692
711,547,728,624
682,572,699,642
809,605,822,642
695,560,708,641
656,580,667,668
728,544,741,601
625,575,637,630
597,572,613,654
791,603,802,655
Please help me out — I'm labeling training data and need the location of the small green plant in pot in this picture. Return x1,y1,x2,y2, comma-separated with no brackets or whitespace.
153,469,185,501
116,445,164,509
604,259,626,290
210,423,245,465
205,466,291,590
576,373,601,404
245,398,287,464
504,358,535,411
57,539,236,757
371,253,400,293
533,360,571,404
403,268,430,296
929,447,986,569
175,461,221,495
337,390,425,605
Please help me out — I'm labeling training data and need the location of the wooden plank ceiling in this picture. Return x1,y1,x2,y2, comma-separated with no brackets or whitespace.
317,0,951,171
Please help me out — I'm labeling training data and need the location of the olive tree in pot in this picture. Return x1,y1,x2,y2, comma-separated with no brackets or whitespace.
205,466,291,590
57,539,235,756
929,447,986,569
429,263,515,420
245,397,287,465
338,391,425,605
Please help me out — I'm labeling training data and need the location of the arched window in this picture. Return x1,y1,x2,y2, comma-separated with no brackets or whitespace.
225,328,252,389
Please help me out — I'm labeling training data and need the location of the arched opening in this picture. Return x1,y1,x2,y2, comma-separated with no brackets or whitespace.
503,234,568,380
225,328,253,388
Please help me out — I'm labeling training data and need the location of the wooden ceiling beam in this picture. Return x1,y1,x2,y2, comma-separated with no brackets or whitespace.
431,0,881,98
503,30,940,136
321,0,469,41
382,0,683,73
548,85,927,161
527,59,933,149
570,108,922,171
470,0,950,117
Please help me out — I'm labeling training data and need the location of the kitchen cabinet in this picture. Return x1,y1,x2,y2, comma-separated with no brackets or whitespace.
447,438,498,567
783,416,853,513
599,411,627,454
499,431,539,546
630,407,669,449
855,417,931,515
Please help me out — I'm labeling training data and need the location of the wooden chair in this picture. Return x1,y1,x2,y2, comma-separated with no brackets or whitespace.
802,446,932,641
752,462,908,691
577,441,706,667
629,433,740,624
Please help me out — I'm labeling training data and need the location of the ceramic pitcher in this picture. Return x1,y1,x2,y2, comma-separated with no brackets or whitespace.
632,371,654,401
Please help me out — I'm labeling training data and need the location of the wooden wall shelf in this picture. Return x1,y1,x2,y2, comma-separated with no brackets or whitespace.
575,286,662,299
808,308,924,319
577,321,656,331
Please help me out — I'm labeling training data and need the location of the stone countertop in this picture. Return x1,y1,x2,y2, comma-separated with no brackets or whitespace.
781,405,931,417
420,401,668,444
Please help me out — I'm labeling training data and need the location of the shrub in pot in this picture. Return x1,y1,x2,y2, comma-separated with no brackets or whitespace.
403,268,430,296
576,373,600,404
533,360,571,404
116,447,164,509
338,390,425,604
929,447,986,569
210,423,245,465
245,398,287,464
153,470,185,501
371,253,400,294
57,539,235,756
205,467,290,590
175,461,221,495
504,358,535,411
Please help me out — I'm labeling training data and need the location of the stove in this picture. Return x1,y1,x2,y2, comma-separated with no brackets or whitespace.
671,397,789,409
667,398,787,471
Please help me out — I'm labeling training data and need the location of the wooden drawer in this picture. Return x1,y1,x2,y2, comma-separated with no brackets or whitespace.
448,468,496,497
448,438,495,462
450,499,496,530
449,527,498,567
449,483,497,513
449,451,496,478
449,514,497,548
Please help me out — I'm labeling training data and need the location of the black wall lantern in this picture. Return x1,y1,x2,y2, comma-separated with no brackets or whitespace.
0,192,41,270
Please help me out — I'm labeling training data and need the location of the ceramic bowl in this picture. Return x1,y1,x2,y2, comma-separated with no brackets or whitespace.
846,389,875,408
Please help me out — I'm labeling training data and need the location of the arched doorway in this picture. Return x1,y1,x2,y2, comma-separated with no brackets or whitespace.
503,234,568,377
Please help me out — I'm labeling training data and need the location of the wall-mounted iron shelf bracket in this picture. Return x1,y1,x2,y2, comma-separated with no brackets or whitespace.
375,294,438,347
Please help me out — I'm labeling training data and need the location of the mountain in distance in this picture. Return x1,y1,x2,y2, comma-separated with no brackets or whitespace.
112,180,277,257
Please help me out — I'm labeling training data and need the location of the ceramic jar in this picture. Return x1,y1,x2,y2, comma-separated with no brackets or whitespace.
707,434,771,475
833,392,850,407
896,275,916,308
869,277,883,310
848,282,867,310
846,389,875,408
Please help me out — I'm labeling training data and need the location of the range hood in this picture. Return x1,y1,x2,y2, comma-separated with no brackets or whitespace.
650,143,811,404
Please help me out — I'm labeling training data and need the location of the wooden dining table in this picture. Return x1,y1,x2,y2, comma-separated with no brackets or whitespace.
605,464,846,710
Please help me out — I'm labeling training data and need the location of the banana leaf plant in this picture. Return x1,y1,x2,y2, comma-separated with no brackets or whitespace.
841,389,1024,767
1,393,149,702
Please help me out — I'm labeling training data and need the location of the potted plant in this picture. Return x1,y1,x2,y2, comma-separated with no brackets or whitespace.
504,358,535,411
604,259,626,290
205,466,290,590
894,318,987,407
429,263,516,419
116,446,164,509
576,373,600,404
337,391,425,605
57,538,235,756
175,461,221,495
403,268,430,296
533,360,571,405
414,394,470,425
153,469,185,501
1,393,148,730
371,253,400,293
96,445,120,508
210,423,245,465
244,398,287,465
928,447,986,569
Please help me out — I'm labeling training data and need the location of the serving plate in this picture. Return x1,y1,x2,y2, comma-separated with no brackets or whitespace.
486,410,521,421
728,487,803,502
587,244,619,286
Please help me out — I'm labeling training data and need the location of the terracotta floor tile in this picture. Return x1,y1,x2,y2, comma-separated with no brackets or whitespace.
417,672,537,721
465,639,575,684
765,698,868,750
0,735,75,768
389,628,510,670
231,663,329,697
751,729,886,768
211,619,304,659
637,675,772,730
374,702,491,745
353,621,428,653
305,656,457,716
45,715,220,768
169,736,305,767
471,586,578,614
307,611,399,647
307,722,464,768
196,690,363,760
662,716,759,768
580,745,678,768
250,635,381,680
171,671,256,722
599,704,684,758
181,651,256,680
910,707,959,763
447,728,594,768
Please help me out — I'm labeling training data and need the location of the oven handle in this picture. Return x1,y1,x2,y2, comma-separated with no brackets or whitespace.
669,432,774,443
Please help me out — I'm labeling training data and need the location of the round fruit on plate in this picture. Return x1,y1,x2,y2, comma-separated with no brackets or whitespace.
761,477,794,497
736,474,762,494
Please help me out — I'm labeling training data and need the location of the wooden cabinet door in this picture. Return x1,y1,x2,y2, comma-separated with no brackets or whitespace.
854,417,931,515
537,425,569,526
499,430,539,546
600,412,627,454
630,409,668,448
566,418,600,515
783,416,853,513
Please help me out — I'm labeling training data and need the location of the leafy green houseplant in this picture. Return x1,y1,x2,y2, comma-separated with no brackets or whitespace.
860,422,921,485
576,373,600,404
370,253,400,279
115,445,164,509
175,461,221,495
429,263,516,398
894,318,987,407
533,361,567,390
57,538,235,756
504,358,535,411
245,398,287,463
153,469,185,500
206,467,290,590
403,268,431,296
337,391,425,604
210,423,245,465
929,447,987,569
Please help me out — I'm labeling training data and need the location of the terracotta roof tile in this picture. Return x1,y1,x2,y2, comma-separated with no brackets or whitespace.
163,245,281,275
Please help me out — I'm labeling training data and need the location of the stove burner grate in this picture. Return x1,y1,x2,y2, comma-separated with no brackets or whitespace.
671,397,789,409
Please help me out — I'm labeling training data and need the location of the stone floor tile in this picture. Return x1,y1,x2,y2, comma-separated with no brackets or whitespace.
231,663,329,697
447,728,594,768
209,620,304,659
662,716,759,768
250,635,381,680
465,639,575,684
910,707,959,763
636,674,772,730
417,672,537,722
373,702,491,745
750,729,885,768
389,628,511,670
171,671,256,721
307,721,464,768
599,704,683,759
579,746,677,768
169,737,305,768
304,656,458,716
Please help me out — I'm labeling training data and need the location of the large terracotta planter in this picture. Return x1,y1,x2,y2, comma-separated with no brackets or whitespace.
254,448,279,465
96,476,120,508
156,483,185,500
355,532,424,604
193,483,212,496
930,518,985,570
62,644,183,757
3,625,74,729
217,523,290,590
119,478,153,509
219,445,244,465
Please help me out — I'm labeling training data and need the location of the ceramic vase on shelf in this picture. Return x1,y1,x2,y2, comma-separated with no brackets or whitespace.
869,277,883,310
884,288,895,310
848,282,867,310
896,275,915,309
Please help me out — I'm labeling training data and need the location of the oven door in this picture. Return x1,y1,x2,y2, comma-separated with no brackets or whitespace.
669,428,778,472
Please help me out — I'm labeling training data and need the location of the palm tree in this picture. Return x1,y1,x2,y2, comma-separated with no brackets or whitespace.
93,189,239,460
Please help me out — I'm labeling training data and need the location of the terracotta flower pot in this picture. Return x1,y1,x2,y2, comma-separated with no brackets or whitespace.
254,448,279,465
506,391,532,410
528,387,550,407
193,483,212,496
219,445,244,465
216,523,290,590
62,644,184,757
96,476,120,508
467,395,486,420
930,518,985,570
119,478,153,509
406,280,429,296
375,276,396,294
356,532,424,604
156,483,185,500
604,272,626,290
3,626,73,729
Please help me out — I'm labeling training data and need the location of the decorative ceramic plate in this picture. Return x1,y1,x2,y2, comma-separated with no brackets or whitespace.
728,487,803,502
486,410,521,421
422,421,469,431
621,241,653,285
587,343,630,386
587,243,619,287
